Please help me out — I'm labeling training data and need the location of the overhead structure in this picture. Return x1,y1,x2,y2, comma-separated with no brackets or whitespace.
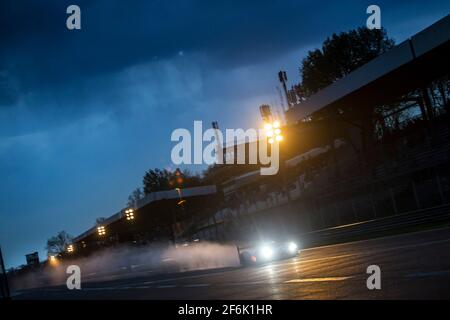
285,14,450,125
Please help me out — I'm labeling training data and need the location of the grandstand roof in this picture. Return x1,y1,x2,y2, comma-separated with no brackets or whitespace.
73,185,217,243
285,14,450,124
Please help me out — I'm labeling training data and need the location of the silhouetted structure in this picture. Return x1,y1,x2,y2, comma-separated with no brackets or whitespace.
0,247,10,300
194,15,450,241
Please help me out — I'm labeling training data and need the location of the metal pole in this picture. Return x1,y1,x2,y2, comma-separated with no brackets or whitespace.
370,192,378,218
434,168,445,205
0,246,11,300
351,199,358,221
212,214,219,241
389,187,398,215
212,121,223,164
411,180,421,210
278,71,291,109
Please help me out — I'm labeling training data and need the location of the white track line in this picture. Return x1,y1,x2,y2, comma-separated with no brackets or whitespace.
405,270,450,278
156,285,176,288
285,276,354,283
183,284,210,288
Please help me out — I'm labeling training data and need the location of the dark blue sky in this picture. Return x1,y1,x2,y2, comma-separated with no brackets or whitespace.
1,0,449,268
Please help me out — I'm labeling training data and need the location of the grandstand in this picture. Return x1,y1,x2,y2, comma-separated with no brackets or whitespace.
70,185,218,255
193,14,450,242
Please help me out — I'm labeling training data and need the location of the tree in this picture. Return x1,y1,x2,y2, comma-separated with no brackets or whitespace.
46,231,73,255
127,187,143,207
175,169,202,189
293,27,395,100
202,163,258,186
142,168,203,195
143,168,171,195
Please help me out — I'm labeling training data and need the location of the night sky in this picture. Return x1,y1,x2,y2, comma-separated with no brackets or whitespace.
1,0,449,268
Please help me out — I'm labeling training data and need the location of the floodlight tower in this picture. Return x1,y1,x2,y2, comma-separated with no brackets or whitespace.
212,121,223,164
278,70,291,109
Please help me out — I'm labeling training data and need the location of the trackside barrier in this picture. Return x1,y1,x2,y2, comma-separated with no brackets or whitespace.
300,204,450,248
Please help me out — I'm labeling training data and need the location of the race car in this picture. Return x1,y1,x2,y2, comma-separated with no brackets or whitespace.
237,240,299,265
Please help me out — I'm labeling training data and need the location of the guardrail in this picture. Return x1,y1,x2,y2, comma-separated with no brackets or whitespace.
300,204,450,248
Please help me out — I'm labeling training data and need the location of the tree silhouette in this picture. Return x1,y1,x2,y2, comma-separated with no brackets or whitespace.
293,27,395,101
127,187,144,206
46,231,73,255
142,168,202,195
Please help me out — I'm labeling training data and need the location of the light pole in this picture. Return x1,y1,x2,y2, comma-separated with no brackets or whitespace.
0,246,10,300
170,169,187,244
278,70,292,109
263,120,290,202
264,120,283,144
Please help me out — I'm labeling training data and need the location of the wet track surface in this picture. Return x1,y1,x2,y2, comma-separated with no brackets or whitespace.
12,227,450,299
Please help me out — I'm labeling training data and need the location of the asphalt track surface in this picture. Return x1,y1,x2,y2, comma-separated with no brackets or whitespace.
12,227,450,299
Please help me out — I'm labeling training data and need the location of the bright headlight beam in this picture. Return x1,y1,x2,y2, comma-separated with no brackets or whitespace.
288,242,298,253
260,245,274,260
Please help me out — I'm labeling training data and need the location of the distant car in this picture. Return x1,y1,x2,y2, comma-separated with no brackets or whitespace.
238,240,299,265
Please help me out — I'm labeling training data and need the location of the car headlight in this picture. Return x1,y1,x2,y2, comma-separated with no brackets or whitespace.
259,245,274,260
287,242,298,253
